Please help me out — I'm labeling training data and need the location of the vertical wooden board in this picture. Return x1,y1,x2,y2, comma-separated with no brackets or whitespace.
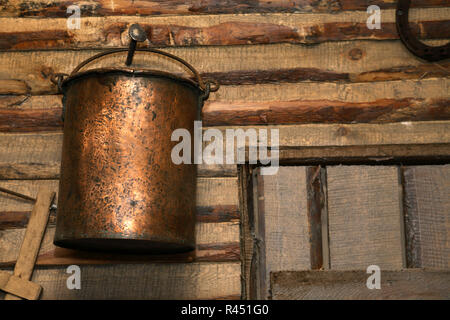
256,166,311,299
327,166,405,270
403,165,450,269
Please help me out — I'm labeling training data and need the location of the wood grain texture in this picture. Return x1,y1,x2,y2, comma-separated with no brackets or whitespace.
1,42,449,95
0,222,240,266
0,272,42,300
0,132,237,179
238,165,255,299
402,165,450,269
0,262,241,300
306,166,326,270
0,9,448,50
270,270,450,300
326,166,405,270
255,167,311,299
2,98,449,131
1,121,450,182
0,0,447,17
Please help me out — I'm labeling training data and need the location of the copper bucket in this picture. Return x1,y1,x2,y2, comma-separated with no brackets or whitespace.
52,32,218,253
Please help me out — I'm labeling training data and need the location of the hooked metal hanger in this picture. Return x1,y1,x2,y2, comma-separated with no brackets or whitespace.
396,0,449,62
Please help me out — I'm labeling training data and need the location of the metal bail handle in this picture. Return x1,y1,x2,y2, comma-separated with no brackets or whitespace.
51,23,219,98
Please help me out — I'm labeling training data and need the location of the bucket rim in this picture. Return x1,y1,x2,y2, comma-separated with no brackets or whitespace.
61,67,203,93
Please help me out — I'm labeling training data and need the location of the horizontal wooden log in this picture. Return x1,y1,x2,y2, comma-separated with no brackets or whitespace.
0,204,240,229
1,9,449,50
0,219,240,265
205,98,450,126
2,98,449,131
1,41,448,95
270,270,450,300
1,121,450,182
0,0,447,17
0,131,237,179
0,262,241,300
0,177,238,212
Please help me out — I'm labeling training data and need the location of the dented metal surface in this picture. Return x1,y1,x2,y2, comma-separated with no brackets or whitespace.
53,44,217,253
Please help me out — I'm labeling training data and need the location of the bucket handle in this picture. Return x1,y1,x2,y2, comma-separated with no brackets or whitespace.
51,48,219,95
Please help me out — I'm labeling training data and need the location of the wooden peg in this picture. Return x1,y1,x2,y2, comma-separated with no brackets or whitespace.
1,188,55,300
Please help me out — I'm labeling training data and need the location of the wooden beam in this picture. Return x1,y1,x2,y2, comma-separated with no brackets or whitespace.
1,42,448,95
0,0,447,17
0,262,241,300
402,165,450,269
0,10,449,50
0,222,240,266
1,121,450,182
2,98,449,132
270,270,450,300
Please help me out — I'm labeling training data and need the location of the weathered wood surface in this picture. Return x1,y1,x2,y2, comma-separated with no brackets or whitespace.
0,222,240,266
0,132,237,179
1,121,449,182
1,0,447,17
0,9,449,50
0,262,241,300
402,165,450,269
0,177,240,265
326,166,405,270
270,270,450,300
1,42,449,94
254,167,311,299
2,97,449,131
0,271,42,300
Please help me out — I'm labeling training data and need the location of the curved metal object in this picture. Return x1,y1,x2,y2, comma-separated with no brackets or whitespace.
396,0,449,62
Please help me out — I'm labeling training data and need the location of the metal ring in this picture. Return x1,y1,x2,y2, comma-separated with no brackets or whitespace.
396,0,449,62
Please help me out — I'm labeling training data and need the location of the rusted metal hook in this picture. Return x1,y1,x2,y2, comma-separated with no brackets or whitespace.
396,0,449,62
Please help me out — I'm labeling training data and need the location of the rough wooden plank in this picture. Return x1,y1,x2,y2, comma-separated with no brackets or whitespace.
0,262,241,300
0,133,236,179
1,9,449,50
0,272,42,300
306,166,327,270
255,166,311,299
270,270,450,300
1,42,448,94
0,177,238,212
402,165,450,269
2,97,449,131
238,165,255,299
0,221,240,266
326,166,405,270
1,121,450,181
204,98,450,126
1,0,446,17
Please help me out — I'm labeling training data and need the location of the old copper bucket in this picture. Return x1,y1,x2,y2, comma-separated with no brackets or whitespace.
51,30,218,253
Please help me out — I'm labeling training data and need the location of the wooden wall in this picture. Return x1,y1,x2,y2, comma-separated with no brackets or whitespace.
0,0,449,299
